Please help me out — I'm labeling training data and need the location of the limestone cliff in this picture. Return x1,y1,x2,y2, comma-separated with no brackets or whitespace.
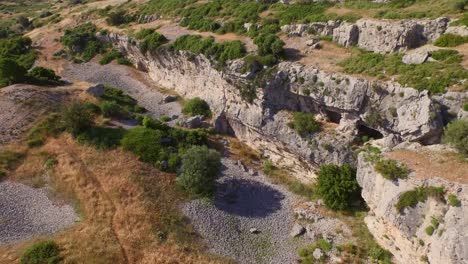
357,148,467,264
100,32,444,180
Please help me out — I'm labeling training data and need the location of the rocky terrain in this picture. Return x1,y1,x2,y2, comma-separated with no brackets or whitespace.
0,0,467,263
0,181,78,245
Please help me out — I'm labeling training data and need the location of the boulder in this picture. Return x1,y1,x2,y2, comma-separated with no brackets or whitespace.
86,84,105,97
402,50,429,64
249,228,259,234
181,115,203,128
290,223,306,237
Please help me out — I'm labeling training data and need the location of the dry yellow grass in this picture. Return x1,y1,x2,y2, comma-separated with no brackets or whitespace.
0,135,226,264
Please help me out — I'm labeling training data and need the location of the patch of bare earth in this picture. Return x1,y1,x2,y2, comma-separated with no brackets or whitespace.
385,149,468,184
0,84,78,147
282,35,351,72
0,135,224,263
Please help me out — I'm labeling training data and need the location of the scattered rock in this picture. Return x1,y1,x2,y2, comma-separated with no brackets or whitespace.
237,160,247,172
181,115,203,128
402,50,429,64
248,168,257,176
249,228,259,234
313,248,324,260
290,223,306,237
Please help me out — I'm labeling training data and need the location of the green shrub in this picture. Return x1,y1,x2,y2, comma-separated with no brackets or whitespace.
316,164,361,211
176,145,221,197
434,34,468,47
63,102,94,136
106,10,135,26
463,103,468,112
374,159,410,181
138,31,167,54
76,127,125,149
0,58,26,87
274,2,331,25
288,112,320,136
442,119,468,155
60,23,103,61
99,101,131,119
116,57,132,66
20,240,61,264
0,150,23,180
262,159,275,175
182,97,212,118
121,127,165,163
99,49,122,65
425,225,435,236
298,237,334,263
253,33,285,57
27,67,61,85
171,35,245,64
368,244,393,264
395,186,445,213
448,194,461,207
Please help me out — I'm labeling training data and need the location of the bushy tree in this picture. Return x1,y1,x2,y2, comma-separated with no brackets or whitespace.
316,164,361,210
63,102,94,136
0,58,26,87
443,119,468,155
182,97,212,118
288,112,321,136
254,33,285,56
177,146,221,197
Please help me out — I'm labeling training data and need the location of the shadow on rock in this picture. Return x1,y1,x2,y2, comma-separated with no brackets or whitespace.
214,178,285,218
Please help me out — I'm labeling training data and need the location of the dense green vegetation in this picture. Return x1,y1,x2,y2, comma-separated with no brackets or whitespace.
176,145,222,197
135,28,167,54
434,34,468,47
98,86,145,119
63,101,95,137
395,186,445,213
442,119,468,155
99,49,131,65
182,97,212,118
254,33,285,57
288,112,321,137
374,159,410,181
20,240,61,264
0,35,60,87
316,164,361,211
60,23,104,62
340,50,468,93
171,35,246,64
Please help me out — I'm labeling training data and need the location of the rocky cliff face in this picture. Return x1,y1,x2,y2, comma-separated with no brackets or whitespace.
357,149,467,264
282,17,455,53
100,32,444,179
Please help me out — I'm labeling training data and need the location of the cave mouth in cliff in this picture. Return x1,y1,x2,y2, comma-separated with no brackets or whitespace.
357,123,384,140
325,110,342,124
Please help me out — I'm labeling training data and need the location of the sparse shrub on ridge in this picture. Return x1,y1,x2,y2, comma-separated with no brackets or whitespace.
434,34,468,47
374,159,410,181
395,186,445,213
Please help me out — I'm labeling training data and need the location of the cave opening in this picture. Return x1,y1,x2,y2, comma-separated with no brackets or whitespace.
325,110,342,124
357,123,384,140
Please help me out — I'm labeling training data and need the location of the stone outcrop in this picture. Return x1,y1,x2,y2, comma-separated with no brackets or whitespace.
99,32,444,179
357,150,467,264
333,18,450,53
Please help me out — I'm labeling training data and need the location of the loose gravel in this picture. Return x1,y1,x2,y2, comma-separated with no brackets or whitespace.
63,62,181,119
0,181,78,245
182,159,311,264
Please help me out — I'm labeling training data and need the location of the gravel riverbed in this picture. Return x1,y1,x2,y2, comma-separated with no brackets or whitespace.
0,181,78,245
182,159,310,264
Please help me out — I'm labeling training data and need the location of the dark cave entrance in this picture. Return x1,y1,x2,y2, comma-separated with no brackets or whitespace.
357,123,384,140
325,110,342,124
